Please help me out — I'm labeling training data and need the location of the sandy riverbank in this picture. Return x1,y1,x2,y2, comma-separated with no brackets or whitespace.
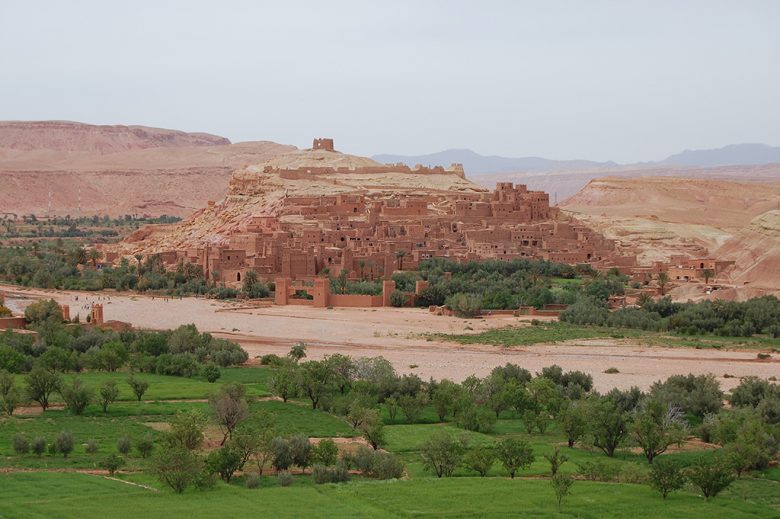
2,284,776,392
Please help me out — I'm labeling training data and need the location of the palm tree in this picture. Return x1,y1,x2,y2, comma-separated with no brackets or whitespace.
358,260,366,280
657,272,669,296
702,268,715,284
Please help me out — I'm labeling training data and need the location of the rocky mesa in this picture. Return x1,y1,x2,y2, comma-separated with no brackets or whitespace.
0,121,294,218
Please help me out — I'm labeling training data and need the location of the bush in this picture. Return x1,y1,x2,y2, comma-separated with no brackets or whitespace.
260,354,284,366
685,456,734,501
277,470,293,487
649,458,685,499
372,451,405,480
445,293,482,318
101,453,126,476
576,460,620,482
152,447,202,494
12,433,30,455
85,439,99,454
117,436,132,456
345,446,404,479
312,438,339,466
60,378,93,415
55,430,74,458
312,463,351,484
31,437,46,456
201,363,221,383
389,290,407,308
245,475,261,489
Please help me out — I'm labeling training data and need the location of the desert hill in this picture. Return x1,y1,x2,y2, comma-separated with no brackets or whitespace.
117,144,486,255
0,121,294,217
0,120,229,152
561,176,780,293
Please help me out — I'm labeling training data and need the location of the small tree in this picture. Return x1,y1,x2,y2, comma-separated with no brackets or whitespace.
61,378,93,415
152,447,202,493
420,431,466,478
463,445,495,477
210,383,249,445
201,363,221,383
701,269,715,284
269,365,298,402
136,434,155,458
12,433,30,455
496,437,535,478
398,393,426,423
98,380,119,413
0,370,19,416
588,396,631,457
551,473,574,510
55,430,74,458
312,438,339,466
165,410,207,451
206,445,243,483
289,434,312,473
25,368,62,412
117,436,132,455
101,454,126,476
544,447,569,476
649,458,685,499
288,342,307,363
271,437,293,471
632,399,687,463
686,456,735,501
127,375,149,402
560,401,588,448
359,409,384,450
297,360,334,410
31,437,46,456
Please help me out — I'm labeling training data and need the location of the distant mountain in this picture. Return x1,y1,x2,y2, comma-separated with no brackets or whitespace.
374,143,780,177
661,143,780,167
372,148,618,175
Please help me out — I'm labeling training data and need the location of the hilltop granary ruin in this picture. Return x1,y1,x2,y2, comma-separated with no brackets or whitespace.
107,138,650,306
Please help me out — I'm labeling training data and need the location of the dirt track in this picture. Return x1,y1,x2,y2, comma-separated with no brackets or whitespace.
3,285,777,392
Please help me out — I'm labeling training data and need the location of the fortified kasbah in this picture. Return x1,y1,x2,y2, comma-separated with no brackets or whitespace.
108,139,637,289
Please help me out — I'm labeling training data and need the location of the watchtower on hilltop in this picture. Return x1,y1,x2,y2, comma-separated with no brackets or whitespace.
312,138,334,151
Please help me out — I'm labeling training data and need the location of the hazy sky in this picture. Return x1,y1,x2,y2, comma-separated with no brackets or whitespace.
1,1,778,162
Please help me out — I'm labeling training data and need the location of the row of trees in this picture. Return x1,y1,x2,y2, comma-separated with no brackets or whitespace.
562,294,780,338
0,304,247,376
268,345,778,477
0,368,157,415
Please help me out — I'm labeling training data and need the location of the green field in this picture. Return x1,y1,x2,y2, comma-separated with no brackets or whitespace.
440,321,780,350
0,472,776,519
1,363,778,518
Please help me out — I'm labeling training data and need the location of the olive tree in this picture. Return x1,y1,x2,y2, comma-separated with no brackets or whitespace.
496,437,535,478
420,431,466,478
209,383,249,445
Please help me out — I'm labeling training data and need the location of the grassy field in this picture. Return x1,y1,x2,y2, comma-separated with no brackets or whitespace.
0,472,777,519
1,365,778,518
440,321,780,351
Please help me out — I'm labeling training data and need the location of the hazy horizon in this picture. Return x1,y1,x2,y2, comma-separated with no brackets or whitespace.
1,1,778,162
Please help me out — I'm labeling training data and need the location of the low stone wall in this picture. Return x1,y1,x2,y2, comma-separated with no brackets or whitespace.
329,294,384,307
0,317,27,330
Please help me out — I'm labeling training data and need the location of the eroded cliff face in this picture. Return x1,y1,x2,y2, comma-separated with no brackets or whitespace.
0,121,294,217
562,176,780,294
